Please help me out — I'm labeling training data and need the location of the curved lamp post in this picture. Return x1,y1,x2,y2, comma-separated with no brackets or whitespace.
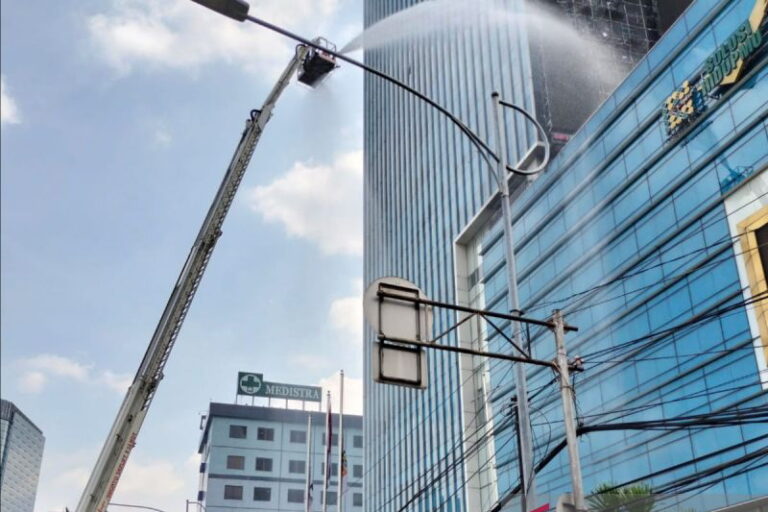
186,2,555,510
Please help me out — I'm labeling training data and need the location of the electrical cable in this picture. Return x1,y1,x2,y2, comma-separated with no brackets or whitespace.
382,374,561,511
491,425,768,511
491,292,766,416
483,205,768,401
522,189,768,315
581,291,768,360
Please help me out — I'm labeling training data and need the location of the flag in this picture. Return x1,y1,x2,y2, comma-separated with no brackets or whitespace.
324,398,332,480
340,450,349,496
322,392,332,512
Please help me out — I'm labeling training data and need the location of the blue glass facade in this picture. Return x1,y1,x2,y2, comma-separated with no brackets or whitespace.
364,0,767,511
363,0,545,510
0,399,44,512
459,0,768,509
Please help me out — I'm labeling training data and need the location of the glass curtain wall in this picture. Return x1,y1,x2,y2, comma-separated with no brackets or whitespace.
363,1,537,511
472,0,768,508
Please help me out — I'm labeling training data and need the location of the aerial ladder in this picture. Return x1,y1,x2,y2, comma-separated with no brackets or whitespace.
75,40,338,512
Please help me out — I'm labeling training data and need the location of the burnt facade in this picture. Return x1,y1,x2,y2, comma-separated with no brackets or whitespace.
528,0,691,152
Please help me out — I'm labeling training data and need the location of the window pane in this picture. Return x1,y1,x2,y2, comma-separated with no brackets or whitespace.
253,487,271,501
353,464,363,478
353,435,363,448
290,430,307,443
320,462,338,476
322,433,339,446
257,427,274,441
353,493,363,507
289,460,306,474
228,425,247,439
226,455,245,470
255,457,273,471
287,489,305,503
224,485,243,500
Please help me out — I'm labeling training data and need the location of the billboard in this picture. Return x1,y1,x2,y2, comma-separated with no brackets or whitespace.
236,372,322,402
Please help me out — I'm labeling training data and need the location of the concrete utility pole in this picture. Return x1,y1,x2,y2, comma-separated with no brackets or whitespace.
552,310,586,512
491,91,537,512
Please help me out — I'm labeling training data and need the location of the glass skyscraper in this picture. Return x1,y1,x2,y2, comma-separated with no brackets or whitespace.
364,0,767,511
455,0,768,509
0,399,45,512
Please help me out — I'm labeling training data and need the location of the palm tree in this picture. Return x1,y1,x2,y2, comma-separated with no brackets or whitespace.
588,483,655,512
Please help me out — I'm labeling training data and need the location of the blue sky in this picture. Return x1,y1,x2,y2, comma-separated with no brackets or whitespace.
1,0,363,509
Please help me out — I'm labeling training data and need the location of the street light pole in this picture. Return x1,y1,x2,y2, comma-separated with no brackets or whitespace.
491,92,536,512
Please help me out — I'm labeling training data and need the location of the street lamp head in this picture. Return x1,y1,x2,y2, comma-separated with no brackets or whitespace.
189,0,249,21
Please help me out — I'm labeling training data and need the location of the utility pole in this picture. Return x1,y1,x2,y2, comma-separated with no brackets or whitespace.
552,310,586,512
492,91,537,512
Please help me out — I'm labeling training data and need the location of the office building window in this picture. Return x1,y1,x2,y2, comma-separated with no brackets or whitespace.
324,491,337,506
353,435,363,448
287,489,305,503
224,485,243,500
290,430,307,443
229,425,247,439
288,460,306,474
253,487,271,502
321,462,338,476
353,493,363,507
257,427,274,441
322,433,339,446
255,457,273,471
226,455,245,470
353,464,362,478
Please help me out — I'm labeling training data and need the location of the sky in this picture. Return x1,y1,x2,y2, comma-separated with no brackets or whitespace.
1,0,364,510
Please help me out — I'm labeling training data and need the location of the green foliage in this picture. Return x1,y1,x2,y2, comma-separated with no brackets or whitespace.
588,483,655,512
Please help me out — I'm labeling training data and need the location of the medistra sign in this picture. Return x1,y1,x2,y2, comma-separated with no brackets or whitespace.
237,372,322,402
663,0,767,138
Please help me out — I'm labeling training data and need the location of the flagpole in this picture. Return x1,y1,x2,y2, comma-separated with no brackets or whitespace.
337,370,344,512
305,415,313,512
323,391,332,512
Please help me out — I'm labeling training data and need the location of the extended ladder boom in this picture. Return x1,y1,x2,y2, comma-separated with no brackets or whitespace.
76,46,309,512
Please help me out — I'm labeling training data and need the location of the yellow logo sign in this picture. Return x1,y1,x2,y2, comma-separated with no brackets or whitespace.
663,0,766,138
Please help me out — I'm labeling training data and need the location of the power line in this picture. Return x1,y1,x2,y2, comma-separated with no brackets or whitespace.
522,186,768,316
491,421,768,511
492,291,765,418
581,291,768,360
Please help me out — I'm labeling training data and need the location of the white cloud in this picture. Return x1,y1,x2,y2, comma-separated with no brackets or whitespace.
17,354,131,395
114,458,185,497
329,278,363,345
152,124,172,147
19,371,47,394
290,353,333,371
52,466,90,489
318,372,363,415
1,75,21,125
100,370,133,393
87,0,340,78
24,354,90,381
38,451,193,512
247,150,363,255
